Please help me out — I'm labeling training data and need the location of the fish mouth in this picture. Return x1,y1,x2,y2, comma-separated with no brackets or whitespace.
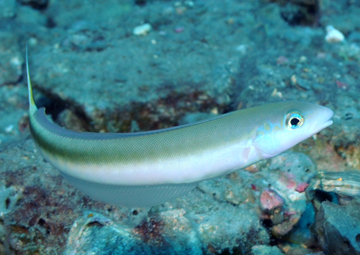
313,108,334,134
319,119,333,130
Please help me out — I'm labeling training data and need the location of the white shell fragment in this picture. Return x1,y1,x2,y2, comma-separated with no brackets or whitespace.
133,23,152,36
325,25,345,43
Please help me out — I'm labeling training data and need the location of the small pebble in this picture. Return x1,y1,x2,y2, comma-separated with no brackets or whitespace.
5,125,14,133
235,44,247,54
299,56,307,63
325,25,345,43
290,75,297,86
271,88,282,98
133,23,152,36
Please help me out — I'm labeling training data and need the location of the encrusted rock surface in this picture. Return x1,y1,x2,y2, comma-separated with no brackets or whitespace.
315,200,360,255
0,0,360,254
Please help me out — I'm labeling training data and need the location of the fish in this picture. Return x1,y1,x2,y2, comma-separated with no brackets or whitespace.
307,171,360,199
26,49,333,207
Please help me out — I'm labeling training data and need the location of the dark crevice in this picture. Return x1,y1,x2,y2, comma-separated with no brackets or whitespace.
31,81,233,134
134,0,147,6
20,0,49,11
45,17,56,28
273,0,320,26
32,86,94,132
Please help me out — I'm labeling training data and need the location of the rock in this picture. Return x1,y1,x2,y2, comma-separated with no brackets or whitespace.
0,0,16,18
15,5,48,27
265,152,316,236
306,170,360,210
64,210,203,255
0,0,357,253
133,23,152,36
0,84,28,145
325,25,345,43
0,138,270,255
29,43,237,133
315,200,360,254
251,245,283,255
63,202,270,255
0,32,23,86
260,188,284,211
283,203,317,248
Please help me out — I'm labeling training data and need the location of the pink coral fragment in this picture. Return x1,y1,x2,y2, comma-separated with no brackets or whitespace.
295,182,309,193
260,189,284,211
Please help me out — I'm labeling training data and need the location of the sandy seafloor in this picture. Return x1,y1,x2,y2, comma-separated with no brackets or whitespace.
0,0,360,254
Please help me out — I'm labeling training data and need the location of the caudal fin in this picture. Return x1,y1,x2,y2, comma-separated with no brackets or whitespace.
26,45,37,115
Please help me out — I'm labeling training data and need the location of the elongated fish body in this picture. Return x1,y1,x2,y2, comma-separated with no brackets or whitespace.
26,52,333,207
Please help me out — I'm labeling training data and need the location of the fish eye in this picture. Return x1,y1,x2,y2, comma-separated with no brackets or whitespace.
286,112,304,129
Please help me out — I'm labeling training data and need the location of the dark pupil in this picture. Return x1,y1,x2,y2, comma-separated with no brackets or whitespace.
290,118,300,126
